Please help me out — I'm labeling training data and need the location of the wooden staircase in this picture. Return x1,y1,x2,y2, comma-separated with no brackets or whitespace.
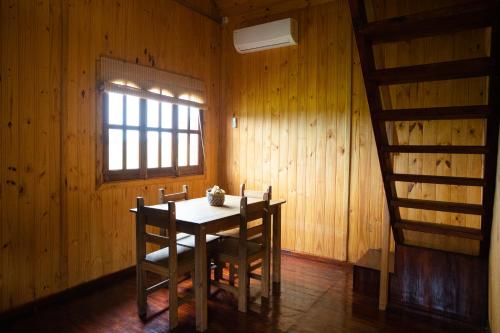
349,0,499,327
349,0,499,258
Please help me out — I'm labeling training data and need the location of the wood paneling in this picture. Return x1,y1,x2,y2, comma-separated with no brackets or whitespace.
390,244,488,326
0,0,220,313
220,1,353,261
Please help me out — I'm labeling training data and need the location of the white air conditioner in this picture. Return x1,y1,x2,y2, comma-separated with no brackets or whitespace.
233,18,298,54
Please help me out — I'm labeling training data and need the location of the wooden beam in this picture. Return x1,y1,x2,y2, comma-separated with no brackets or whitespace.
382,145,488,154
359,0,498,44
394,220,483,240
172,0,223,24
391,198,484,215
378,202,390,310
367,57,494,85
386,173,486,186
374,105,491,121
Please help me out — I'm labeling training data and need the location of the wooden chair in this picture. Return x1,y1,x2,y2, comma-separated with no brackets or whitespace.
135,197,194,328
217,184,272,285
212,194,271,312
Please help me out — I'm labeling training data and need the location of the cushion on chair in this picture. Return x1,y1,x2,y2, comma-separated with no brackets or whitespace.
215,238,263,258
176,232,191,240
176,234,220,249
145,244,194,265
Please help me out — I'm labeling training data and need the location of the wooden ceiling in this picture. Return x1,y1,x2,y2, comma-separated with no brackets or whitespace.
214,0,333,19
214,0,288,17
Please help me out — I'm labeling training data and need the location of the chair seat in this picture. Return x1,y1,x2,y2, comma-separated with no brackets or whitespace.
214,238,264,263
145,244,194,266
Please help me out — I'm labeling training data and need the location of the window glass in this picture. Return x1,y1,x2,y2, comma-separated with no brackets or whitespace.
108,129,123,170
161,103,173,129
178,133,188,167
147,131,159,168
161,132,172,167
147,99,159,128
178,105,188,130
108,92,123,125
189,134,199,166
126,130,139,169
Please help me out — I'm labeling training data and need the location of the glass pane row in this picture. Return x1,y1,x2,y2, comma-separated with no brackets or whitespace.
108,129,140,171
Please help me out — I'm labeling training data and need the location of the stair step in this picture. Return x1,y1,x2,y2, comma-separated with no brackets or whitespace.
359,1,497,44
381,145,488,154
374,105,491,121
391,198,484,215
386,173,486,186
367,57,494,85
394,219,483,240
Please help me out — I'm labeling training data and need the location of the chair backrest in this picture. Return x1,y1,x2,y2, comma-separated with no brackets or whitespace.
159,185,189,204
136,197,177,263
239,184,271,240
240,183,272,200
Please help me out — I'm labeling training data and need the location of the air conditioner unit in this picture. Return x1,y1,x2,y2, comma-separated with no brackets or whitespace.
233,18,298,54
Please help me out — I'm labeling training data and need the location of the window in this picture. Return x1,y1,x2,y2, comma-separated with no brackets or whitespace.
103,91,204,181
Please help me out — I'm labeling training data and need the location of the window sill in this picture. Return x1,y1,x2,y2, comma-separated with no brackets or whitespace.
97,172,207,191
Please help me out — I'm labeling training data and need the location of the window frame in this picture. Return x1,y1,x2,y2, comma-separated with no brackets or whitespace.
102,92,204,182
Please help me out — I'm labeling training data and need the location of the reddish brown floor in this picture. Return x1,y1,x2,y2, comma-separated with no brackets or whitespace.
1,254,476,332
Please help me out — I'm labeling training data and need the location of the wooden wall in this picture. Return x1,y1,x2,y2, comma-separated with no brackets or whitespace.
0,0,221,313
220,1,354,261
219,0,488,261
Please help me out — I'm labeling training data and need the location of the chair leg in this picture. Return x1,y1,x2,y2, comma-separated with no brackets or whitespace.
137,266,147,319
169,274,178,329
214,262,223,282
238,261,248,312
207,261,212,297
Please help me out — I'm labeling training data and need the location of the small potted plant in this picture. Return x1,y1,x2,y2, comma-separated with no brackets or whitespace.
206,185,225,206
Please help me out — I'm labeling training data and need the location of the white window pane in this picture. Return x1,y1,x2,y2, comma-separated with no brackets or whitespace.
126,130,139,169
189,134,199,166
161,103,172,129
108,92,123,125
147,99,159,128
108,129,123,170
161,132,172,167
126,95,140,126
190,108,199,130
178,133,188,167
147,131,159,168
178,105,188,130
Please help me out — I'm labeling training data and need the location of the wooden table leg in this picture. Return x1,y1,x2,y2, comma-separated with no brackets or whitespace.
272,205,281,289
195,228,208,332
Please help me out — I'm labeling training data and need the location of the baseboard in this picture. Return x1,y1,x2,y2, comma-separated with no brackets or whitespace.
281,249,352,267
0,266,136,325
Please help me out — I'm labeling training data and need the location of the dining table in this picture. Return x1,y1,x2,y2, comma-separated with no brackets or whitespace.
130,194,286,332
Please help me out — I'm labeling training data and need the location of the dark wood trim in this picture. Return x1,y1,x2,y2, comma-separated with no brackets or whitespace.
0,267,136,325
479,0,500,257
349,0,403,243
